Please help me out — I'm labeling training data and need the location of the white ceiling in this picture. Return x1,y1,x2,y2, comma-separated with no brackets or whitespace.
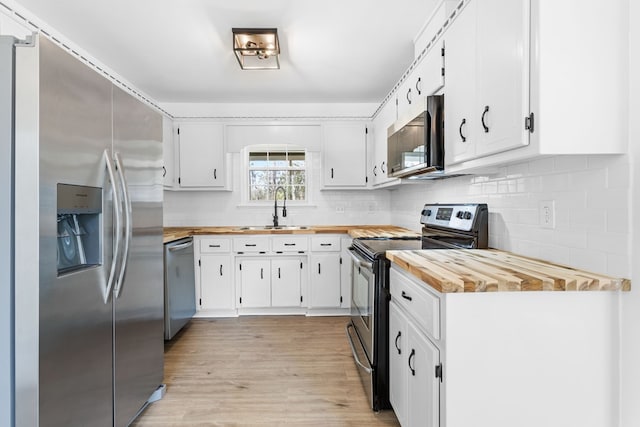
12,0,438,104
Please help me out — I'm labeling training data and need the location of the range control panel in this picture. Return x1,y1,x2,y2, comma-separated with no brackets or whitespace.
420,203,484,231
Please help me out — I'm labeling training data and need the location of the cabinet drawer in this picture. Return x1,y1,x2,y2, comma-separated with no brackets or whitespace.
390,267,440,340
310,236,341,252
200,238,230,253
272,236,308,252
233,237,270,253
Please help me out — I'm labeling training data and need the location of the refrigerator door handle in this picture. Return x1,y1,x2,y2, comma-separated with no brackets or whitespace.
114,152,132,298
104,150,122,303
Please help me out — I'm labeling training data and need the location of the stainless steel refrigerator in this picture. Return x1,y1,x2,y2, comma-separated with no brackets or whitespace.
6,34,165,426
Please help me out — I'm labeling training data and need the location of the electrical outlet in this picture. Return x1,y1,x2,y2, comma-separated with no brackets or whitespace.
335,205,345,214
539,200,555,229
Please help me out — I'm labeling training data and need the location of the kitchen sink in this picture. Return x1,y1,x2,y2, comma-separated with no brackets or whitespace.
233,226,310,231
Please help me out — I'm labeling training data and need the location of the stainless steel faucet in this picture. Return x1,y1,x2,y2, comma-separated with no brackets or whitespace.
273,186,287,227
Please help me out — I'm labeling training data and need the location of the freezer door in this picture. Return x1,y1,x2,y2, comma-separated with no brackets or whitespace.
112,86,164,426
38,37,115,426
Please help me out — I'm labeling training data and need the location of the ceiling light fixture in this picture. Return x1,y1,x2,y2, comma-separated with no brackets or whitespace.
232,28,280,70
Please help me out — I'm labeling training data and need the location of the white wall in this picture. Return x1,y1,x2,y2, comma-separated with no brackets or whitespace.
390,154,631,278
621,0,639,424
164,151,391,226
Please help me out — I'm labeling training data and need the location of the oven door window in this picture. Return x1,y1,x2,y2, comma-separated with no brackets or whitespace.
352,261,374,330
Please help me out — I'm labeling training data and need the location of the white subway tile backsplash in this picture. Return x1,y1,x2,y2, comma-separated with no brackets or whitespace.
389,154,631,278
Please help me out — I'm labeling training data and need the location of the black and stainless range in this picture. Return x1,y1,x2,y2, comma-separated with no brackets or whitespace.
346,203,488,411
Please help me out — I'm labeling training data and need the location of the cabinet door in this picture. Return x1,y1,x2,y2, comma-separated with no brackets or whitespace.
162,117,174,187
271,258,302,307
238,259,271,308
177,122,225,187
407,322,440,427
389,302,409,427
475,0,530,157
413,40,445,98
322,122,368,188
200,255,233,310
371,100,398,186
309,253,341,308
445,0,477,165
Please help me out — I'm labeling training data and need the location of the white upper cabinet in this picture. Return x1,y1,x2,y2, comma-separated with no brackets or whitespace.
445,0,627,172
176,122,227,188
412,39,445,99
445,0,530,166
445,0,478,164
474,0,530,158
370,101,401,188
322,122,368,188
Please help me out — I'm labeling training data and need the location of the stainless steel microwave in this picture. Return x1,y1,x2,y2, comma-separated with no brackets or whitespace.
387,94,444,178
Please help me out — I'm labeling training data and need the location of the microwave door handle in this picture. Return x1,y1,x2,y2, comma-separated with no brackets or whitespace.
425,111,432,165
103,150,122,303
114,152,132,299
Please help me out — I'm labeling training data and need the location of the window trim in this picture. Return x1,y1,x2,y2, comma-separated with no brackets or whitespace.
241,144,311,206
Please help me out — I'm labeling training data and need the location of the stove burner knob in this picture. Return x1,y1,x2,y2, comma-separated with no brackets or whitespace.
464,211,473,220
456,211,463,219
422,209,432,217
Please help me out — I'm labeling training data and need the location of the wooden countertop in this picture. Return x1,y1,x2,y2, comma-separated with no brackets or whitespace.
386,249,631,292
163,225,419,244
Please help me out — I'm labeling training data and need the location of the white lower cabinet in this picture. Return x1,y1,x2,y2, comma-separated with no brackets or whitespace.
237,257,303,309
200,255,233,311
390,264,621,427
238,259,272,308
389,300,440,427
271,258,303,307
309,253,341,308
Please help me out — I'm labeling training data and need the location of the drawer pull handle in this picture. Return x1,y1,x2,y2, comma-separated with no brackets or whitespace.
401,291,413,301
209,244,221,248
409,349,416,376
320,243,332,247
395,331,402,355
245,244,257,247
284,243,296,246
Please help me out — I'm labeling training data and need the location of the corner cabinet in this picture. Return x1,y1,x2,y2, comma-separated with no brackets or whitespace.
176,122,229,189
321,122,369,189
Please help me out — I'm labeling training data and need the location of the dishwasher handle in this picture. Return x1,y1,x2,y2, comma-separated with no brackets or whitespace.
345,323,373,374
168,240,193,252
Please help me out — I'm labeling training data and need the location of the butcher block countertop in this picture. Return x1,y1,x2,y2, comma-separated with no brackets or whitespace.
163,225,419,244
386,249,631,293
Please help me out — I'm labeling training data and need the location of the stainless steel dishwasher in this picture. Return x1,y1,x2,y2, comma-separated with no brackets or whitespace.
163,237,196,340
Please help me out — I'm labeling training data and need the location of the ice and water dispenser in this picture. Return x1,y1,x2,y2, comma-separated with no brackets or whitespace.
57,183,102,275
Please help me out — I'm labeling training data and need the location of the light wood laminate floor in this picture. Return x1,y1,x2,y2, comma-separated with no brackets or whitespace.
132,316,400,426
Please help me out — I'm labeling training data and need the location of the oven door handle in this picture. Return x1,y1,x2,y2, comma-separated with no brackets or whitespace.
345,324,373,374
347,248,374,270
